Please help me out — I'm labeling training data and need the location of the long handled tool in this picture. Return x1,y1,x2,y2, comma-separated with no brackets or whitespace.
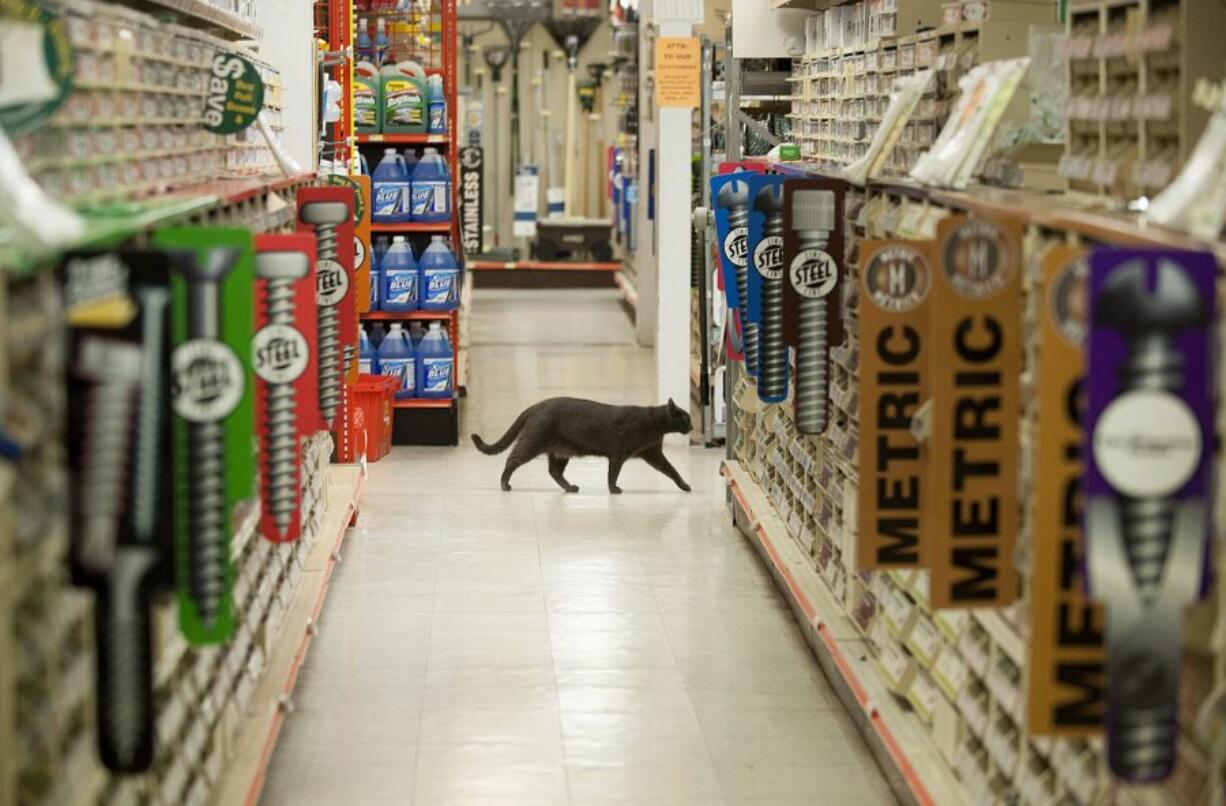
543,14,602,217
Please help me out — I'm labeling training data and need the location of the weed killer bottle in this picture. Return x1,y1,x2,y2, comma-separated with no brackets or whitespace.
415,321,453,399
372,148,411,222
377,322,416,398
381,235,419,311
410,147,451,222
418,235,459,310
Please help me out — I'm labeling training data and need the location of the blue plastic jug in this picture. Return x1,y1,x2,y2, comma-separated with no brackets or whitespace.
369,243,382,311
418,235,460,311
372,148,411,222
415,321,453,399
359,326,378,374
381,236,419,311
369,322,386,349
408,320,425,347
410,147,451,223
428,75,447,134
377,322,416,398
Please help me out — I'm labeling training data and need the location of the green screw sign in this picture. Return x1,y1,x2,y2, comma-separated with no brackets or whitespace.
0,0,74,136
203,51,265,135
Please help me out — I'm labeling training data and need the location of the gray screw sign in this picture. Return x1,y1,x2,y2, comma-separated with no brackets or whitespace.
1088,258,1209,782
790,190,836,434
255,251,310,538
300,200,349,429
716,179,757,376
753,184,786,400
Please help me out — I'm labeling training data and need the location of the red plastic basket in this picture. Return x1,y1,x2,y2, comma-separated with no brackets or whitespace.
349,374,398,462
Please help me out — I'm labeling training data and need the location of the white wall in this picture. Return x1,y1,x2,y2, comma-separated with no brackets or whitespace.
259,0,317,170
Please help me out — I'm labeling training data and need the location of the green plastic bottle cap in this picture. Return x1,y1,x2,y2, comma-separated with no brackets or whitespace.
778,144,801,162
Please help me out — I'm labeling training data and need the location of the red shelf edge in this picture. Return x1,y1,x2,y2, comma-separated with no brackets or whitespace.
370,221,452,232
469,260,622,272
392,398,455,409
356,133,451,145
360,310,456,321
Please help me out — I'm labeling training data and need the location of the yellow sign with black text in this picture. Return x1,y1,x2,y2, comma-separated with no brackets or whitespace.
857,239,933,570
928,215,1022,610
1027,245,1105,736
655,38,701,108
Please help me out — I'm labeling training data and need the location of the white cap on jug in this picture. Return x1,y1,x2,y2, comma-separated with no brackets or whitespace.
384,147,396,156
393,235,406,243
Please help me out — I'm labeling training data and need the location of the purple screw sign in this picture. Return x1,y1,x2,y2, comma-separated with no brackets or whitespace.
1084,247,1216,783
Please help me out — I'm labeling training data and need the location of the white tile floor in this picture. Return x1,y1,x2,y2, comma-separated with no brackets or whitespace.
261,289,895,805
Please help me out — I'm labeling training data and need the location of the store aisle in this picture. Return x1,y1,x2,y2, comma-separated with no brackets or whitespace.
262,289,895,805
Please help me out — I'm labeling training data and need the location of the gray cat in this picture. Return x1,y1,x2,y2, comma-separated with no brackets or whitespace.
472,397,694,494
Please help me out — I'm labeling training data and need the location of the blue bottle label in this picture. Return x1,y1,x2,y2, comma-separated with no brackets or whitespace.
380,357,415,393
421,268,455,306
422,356,453,394
411,181,447,216
374,183,407,216
385,271,417,304
429,102,446,132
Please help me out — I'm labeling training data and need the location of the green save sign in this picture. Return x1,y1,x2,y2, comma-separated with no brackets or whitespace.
204,52,264,135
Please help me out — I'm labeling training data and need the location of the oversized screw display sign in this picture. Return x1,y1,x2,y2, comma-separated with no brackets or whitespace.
747,175,788,403
152,228,256,645
253,234,319,543
62,249,177,772
1085,249,1216,782
712,173,755,370
781,178,845,435
297,186,357,433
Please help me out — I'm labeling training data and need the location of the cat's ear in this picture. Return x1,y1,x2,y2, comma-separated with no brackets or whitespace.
667,398,678,412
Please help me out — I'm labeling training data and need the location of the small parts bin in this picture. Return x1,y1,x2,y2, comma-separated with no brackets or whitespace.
349,374,398,462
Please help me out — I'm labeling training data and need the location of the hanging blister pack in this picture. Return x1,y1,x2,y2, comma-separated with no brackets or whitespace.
62,249,178,772
253,234,319,543
1084,248,1217,783
746,174,788,402
781,178,846,434
711,172,755,366
152,228,256,646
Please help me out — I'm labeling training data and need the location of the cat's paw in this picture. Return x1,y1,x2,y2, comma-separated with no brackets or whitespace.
501,482,512,491
678,481,692,492
567,485,580,493
609,486,623,494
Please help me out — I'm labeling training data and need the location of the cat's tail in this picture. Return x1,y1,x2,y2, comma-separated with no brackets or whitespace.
471,410,528,454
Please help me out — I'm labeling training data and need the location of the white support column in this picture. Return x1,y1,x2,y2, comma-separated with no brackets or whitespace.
633,0,658,349
651,7,700,419
260,0,316,169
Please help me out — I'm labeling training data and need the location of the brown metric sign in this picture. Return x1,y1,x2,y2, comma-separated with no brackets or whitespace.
856,238,933,570
927,215,1022,610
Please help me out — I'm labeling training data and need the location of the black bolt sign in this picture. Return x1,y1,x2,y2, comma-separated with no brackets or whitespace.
460,146,485,256
61,249,180,773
